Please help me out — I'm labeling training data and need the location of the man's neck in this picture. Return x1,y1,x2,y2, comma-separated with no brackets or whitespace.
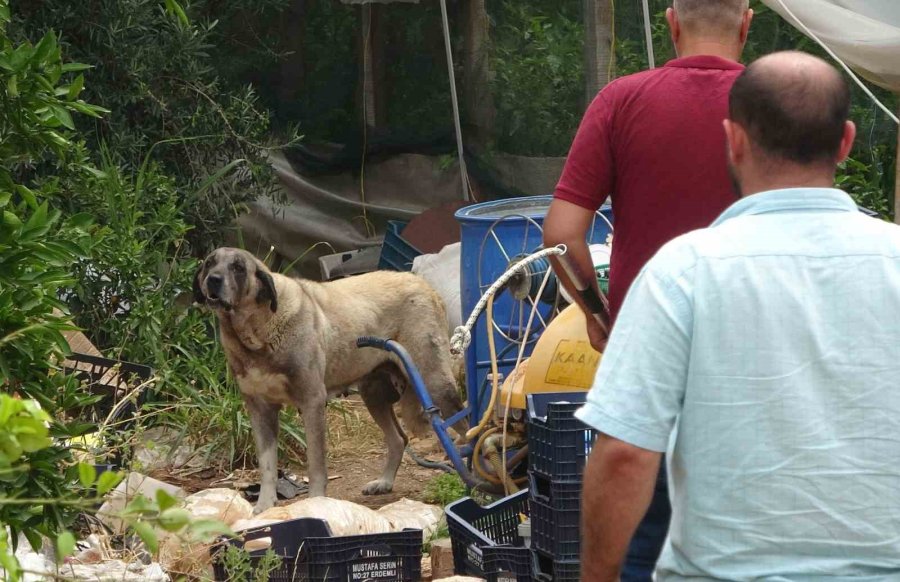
740,174,837,198
676,39,742,62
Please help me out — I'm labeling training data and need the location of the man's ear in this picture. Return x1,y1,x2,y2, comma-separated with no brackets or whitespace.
256,269,278,313
723,119,746,165
193,265,206,305
666,8,680,46
836,120,856,164
740,9,754,45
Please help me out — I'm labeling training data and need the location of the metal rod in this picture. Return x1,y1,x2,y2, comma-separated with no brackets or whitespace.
439,0,471,201
642,0,656,69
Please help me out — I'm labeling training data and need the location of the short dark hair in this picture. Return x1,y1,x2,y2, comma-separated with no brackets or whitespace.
729,53,851,165
673,0,748,34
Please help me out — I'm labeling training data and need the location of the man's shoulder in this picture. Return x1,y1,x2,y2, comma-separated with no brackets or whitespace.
639,228,709,284
599,60,740,101
647,209,900,276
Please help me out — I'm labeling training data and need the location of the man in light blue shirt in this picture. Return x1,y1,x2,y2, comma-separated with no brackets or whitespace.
577,51,900,581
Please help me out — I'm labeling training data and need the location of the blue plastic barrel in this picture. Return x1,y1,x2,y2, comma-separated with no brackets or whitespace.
455,195,613,422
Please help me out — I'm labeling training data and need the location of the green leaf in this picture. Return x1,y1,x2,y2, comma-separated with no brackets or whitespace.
155,488,179,511
158,507,191,533
96,470,124,496
56,531,76,561
15,185,37,210
3,210,22,228
22,202,49,234
77,462,96,488
164,0,190,27
70,101,108,118
61,62,93,73
0,192,10,208
6,74,16,97
33,31,58,66
67,74,84,100
50,105,75,130
131,520,158,554
66,212,93,230
189,159,246,202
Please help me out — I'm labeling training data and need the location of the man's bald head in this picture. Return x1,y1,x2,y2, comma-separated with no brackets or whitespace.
673,0,750,35
729,51,851,166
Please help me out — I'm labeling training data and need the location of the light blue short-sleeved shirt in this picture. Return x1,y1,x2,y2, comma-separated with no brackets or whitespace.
576,188,900,581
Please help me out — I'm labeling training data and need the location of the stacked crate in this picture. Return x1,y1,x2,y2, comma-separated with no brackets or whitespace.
446,489,533,582
526,392,598,581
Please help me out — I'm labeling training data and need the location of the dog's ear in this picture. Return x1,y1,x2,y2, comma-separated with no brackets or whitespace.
256,269,278,313
193,263,206,305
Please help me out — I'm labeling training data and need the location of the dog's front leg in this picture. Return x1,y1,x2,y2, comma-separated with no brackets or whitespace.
298,388,328,497
244,395,281,514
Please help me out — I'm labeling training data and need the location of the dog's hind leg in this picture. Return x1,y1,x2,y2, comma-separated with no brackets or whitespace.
359,368,408,495
244,396,281,515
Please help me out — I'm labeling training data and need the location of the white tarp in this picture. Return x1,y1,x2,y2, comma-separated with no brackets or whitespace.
761,0,900,93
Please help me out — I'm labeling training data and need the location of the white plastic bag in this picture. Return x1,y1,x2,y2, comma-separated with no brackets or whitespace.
376,498,444,540
412,243,462,335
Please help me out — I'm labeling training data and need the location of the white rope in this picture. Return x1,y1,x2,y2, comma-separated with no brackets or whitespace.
642,0,656,69
450,245,567,356
773,0,898,126
439,0,472,200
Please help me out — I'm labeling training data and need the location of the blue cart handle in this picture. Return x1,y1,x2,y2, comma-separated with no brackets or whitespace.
356,336,389,350
356,335,486,490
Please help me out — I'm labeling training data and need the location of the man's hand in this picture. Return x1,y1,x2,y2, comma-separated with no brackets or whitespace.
587,316,609,352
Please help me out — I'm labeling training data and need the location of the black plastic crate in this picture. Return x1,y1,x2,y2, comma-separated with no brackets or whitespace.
529,472,582,559
303,528,422,582
446,489,529,576
211,518,422,582
527,392,598,482
483,545,532,582
63,352,153,430
532,549,580,582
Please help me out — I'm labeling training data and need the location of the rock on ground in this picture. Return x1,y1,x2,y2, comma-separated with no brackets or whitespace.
158,488,253,580
98,472,186,534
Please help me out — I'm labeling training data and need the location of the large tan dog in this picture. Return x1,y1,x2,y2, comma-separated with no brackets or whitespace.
193,247,466,514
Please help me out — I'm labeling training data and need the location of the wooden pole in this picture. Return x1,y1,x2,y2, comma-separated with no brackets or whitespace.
462,0,494,145
584,0,615,107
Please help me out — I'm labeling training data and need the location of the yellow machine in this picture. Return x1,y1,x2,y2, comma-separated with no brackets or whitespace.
498,304,601,413
470,302,602,492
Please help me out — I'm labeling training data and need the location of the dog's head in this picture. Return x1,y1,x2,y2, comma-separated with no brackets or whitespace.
193,248,278,313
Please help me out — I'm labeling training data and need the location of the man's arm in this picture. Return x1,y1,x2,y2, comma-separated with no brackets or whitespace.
574,248,695,579
544,199,609,351
581,435,661,582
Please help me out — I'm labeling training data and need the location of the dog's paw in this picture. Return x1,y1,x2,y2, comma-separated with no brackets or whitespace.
362,479,394,495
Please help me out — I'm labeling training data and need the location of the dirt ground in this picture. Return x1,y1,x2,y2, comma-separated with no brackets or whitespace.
322,396,450,508
159,395,452,510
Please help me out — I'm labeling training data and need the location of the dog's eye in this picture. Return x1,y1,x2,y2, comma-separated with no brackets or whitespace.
231,262,245,273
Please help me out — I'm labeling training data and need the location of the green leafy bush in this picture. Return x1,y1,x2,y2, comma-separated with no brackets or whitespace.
491,0,585,156
0,0,105,550
11,0,297,254
8,1,307,470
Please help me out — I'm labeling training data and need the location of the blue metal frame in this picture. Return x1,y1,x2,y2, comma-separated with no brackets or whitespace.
356,336,484,489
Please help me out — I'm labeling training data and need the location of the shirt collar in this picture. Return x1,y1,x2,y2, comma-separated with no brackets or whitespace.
664,55,744,71
712,188,859,227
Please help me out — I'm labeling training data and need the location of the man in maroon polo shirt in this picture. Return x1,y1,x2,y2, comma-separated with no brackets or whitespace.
543,1,753,580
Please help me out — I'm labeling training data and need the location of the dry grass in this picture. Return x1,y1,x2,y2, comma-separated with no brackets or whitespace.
325,396,383,460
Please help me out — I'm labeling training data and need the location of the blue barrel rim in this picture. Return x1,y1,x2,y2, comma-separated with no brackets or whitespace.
456,195,611,223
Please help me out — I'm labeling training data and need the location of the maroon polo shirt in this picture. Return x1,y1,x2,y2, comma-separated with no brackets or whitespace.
555,55,744,322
